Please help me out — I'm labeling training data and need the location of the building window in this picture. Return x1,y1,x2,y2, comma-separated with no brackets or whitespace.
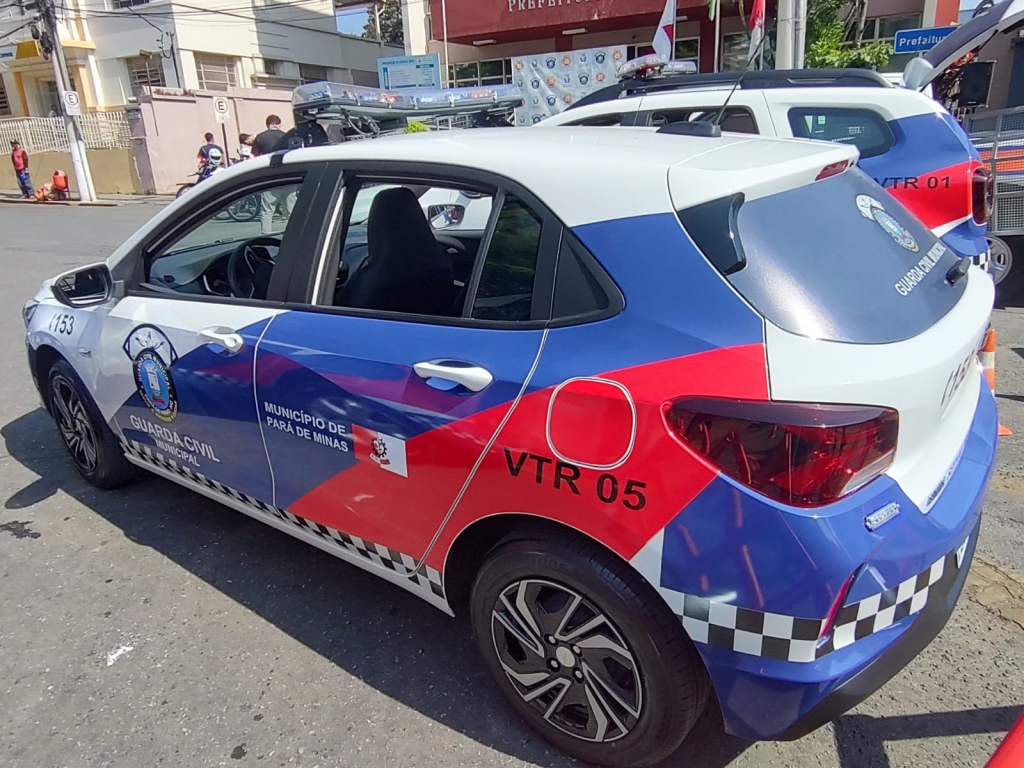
859,14,922,72
627,35,697,66
195,53,238,91
0,77,11,116
675,37,699,63
720,32,751,72
108,0,149,8
446,59,513,87
126,56,165,90
299,63,328,84
626,45,655,60
263,59,284,76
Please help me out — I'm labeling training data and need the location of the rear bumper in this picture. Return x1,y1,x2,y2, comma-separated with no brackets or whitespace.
697,380,997,741
777,520,977,740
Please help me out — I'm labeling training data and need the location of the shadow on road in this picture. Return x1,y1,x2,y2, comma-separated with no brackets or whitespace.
2,407,750,768
832,705,1023,768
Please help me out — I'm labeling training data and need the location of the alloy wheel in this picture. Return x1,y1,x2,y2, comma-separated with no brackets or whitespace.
51,375,98,475
490,579,642,743
989,236,1013,286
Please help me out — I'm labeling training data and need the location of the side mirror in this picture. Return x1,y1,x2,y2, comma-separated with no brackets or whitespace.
429,204,465,230
51,263,116,308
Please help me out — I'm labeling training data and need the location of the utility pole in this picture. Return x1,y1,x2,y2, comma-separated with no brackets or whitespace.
793,0,807,68
38,0,96,201
776,0,794,69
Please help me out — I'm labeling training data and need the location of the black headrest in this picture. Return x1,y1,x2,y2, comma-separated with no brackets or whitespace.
367,187,439,268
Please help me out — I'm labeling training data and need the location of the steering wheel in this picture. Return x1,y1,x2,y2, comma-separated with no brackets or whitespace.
228,237,280,299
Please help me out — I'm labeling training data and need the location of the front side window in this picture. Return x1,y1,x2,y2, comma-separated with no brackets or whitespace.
472,196,542,322
787,107,896,159
146,180,303,299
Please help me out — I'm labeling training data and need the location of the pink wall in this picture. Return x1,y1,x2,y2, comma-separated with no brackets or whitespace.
128,87,295,195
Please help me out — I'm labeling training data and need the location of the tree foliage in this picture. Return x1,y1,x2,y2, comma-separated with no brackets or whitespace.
806,0,891,68
363,0,404,45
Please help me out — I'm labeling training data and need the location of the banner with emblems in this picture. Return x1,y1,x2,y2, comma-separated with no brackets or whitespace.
512,46,627,126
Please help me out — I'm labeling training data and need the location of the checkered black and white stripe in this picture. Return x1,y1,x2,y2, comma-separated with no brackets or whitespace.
680,596,826,663
819,551,951,657
122,440,445,600
654,545,964,664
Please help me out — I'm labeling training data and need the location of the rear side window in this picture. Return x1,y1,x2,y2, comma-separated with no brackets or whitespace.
565,113,624,127
677,168,966,344
552,237,615,320
648,107,758,134
472,195,542,321
787,107,895,159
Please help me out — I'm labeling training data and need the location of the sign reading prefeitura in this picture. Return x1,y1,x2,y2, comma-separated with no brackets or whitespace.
507,0,611,11
512,46,626,125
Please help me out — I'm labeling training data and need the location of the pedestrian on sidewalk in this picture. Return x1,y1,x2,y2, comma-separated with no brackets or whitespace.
10,141,34,199
251,115,296,234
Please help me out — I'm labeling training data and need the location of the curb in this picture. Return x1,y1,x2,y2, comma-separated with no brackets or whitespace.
0,196,119,207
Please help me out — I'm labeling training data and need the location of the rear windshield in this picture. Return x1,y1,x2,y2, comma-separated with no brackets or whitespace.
677,168,966,344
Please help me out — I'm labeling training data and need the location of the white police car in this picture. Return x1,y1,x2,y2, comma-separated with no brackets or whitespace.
539,61,994,278
24,128,996,767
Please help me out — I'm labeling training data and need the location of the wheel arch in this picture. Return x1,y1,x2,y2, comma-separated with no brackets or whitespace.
33,343,67,414
442,513,661,618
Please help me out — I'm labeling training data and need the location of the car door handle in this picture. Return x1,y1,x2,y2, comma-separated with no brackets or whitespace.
413,361,493,392
199,326,245,355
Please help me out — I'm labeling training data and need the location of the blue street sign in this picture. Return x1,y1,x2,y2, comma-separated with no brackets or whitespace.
893,26,957,55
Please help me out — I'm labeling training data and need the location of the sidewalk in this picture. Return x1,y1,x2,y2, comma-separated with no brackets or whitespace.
0,190,174,207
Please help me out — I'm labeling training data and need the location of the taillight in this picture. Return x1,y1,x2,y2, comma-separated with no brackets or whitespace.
664,398,898,508
816,160,850,181
973,167,994,225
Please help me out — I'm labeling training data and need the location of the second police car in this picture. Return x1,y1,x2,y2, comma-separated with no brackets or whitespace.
24,126,996,767
540,57,997,282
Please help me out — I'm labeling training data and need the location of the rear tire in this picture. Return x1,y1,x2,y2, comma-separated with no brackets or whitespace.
175,183,194,199
470,533,710,768
47,359,140,489
995,235,1024,306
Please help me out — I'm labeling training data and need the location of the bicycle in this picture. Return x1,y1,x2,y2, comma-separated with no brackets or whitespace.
175,170,260,222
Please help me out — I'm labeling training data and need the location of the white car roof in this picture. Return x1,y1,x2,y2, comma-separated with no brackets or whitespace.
107,128,857,274
540,84,942,126
286,128,857,226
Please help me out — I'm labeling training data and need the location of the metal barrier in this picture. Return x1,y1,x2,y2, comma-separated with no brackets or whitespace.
0,112,131,154
966,106,1024,237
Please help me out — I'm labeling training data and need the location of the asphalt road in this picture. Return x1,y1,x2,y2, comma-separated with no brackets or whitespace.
1,200,1022,768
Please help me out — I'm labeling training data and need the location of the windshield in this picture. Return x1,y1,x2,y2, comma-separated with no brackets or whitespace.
678,168,967,344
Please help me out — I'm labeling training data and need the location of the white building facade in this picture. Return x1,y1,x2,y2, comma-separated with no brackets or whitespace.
0,0,400,117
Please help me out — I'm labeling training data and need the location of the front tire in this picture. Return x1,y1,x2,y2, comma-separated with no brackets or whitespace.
470,534,710,768
47,359,139,489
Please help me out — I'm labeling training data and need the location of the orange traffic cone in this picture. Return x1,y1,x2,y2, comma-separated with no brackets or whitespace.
981,329,1012,437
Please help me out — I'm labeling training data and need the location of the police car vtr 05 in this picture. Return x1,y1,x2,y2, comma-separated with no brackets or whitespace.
23,128,996,767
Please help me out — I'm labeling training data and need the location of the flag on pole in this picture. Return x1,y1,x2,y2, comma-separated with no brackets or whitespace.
748,0,765,65
708,0,718,21
653,0,676,60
